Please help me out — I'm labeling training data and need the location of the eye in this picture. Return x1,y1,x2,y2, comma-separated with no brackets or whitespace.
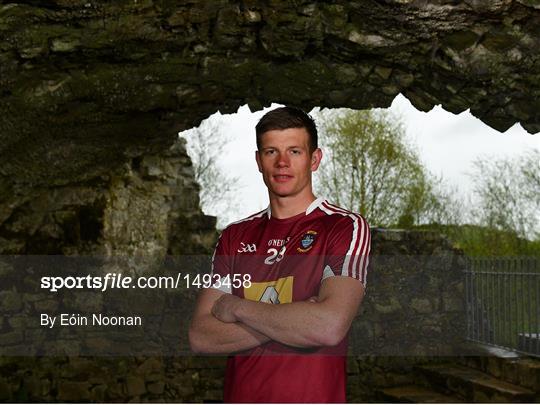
265,149,276,155
291,149,301,155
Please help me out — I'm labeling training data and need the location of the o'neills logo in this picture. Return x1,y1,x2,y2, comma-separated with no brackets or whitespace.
297,230,317,253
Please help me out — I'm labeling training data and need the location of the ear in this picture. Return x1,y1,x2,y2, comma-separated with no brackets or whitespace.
255,150,262,173
310,148,322,172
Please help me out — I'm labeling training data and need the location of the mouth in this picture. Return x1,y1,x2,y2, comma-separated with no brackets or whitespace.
273,174,293,183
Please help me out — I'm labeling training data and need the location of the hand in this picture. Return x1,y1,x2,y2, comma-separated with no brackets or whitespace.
212,294,242,323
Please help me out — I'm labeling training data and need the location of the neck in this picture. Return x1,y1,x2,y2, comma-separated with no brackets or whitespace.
268,189,317,219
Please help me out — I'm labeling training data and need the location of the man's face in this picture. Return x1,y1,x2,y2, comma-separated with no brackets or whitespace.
255,127,322,199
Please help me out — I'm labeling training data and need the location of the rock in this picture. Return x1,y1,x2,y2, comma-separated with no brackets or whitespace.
21,376,43,400
0,290,22,312
105,382,124,400
411,298,433,314
51,37,81,52
377,230,404,242
0,260,14,277
374,297,402,314
160,313,182,338
348,31,392,48
244,10,261,23
203,389,224,402
136,358,163,376
145,373,162,383
125,376,146,397
57,381,91,401
442,294,463,312
8,315,27,329
90,384,107,402
0,330,24,346
347,357,360,374
33,299,58,313
374,66,393,80
0,378,11,400
147,381,165,395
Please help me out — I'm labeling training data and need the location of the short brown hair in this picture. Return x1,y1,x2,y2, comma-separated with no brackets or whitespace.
255,106,318,152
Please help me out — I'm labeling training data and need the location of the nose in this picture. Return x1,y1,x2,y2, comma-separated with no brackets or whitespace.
275,152,290,168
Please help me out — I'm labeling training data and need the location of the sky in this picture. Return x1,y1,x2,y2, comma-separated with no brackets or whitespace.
180,94,540,226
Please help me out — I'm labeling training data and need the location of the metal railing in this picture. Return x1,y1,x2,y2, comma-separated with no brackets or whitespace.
465,257,540,357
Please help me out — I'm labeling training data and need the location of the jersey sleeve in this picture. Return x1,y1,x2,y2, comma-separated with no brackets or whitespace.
323,214,371,288
209,227,233,293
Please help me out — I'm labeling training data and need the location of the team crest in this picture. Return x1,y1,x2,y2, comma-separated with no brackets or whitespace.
297,230,317,252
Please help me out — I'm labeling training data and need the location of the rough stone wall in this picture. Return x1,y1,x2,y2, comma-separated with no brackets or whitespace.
0,132,219,401
351,229,466,357
0,137,216,255
0,356,227,402
1,0,540,246
0,229,466,402
347,229,466,402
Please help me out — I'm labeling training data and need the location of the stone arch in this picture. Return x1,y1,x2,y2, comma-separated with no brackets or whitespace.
1,0,539,251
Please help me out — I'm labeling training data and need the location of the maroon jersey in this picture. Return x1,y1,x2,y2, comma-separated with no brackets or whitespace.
210,197,371,403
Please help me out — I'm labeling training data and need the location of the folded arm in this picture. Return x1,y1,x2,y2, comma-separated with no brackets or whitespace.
188,288,271,354
212,276,365,348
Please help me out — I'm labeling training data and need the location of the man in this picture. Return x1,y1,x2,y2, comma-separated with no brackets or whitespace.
189,106,371,403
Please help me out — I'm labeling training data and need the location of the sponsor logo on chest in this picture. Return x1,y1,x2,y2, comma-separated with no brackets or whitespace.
267,237,290,247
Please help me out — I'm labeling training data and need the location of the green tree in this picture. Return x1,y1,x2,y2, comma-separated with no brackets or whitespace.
314,108,459,227
465,149,540,254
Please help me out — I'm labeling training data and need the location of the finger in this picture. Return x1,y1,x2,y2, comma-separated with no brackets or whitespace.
211,305,219,317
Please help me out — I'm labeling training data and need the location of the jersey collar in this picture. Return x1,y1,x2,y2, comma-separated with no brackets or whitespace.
266,196,326,219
